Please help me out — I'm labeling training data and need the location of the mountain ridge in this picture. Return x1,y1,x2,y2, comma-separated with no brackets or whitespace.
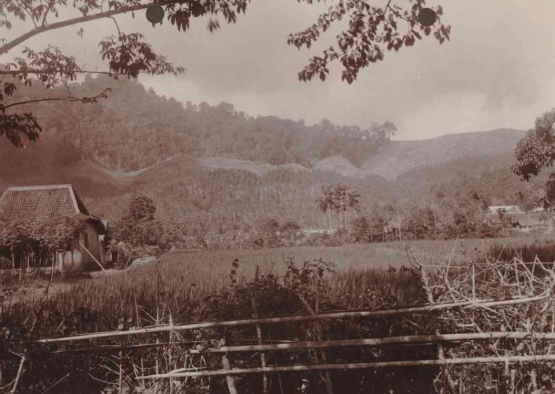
361,128,525,179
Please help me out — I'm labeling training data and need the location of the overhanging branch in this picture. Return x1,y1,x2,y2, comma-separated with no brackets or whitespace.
0,0,176,57
0,69,146,76
1,87,111,111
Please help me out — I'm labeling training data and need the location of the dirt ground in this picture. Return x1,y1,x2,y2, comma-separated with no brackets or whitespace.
1,273,89,307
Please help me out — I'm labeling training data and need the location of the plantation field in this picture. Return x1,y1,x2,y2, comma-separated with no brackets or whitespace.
158,234,555,274
4,235,553,309
29,235,549,316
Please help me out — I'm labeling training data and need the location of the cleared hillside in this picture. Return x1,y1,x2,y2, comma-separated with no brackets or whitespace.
361,129,526,179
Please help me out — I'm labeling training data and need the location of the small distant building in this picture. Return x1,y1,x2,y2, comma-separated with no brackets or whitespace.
484,207,554,234
0,184,107,271
486,206,524,215
530,207,546,213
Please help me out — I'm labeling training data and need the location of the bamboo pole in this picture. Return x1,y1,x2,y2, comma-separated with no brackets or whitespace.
31,295,548,345
136,354,555,380
32,299,496,344
9,356,25,394
136,332,555,354
29,339,301,356
221,352,238,394
32,332,555,357
79,241,105,271
251,266,269,394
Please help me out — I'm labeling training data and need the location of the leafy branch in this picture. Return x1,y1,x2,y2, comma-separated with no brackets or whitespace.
288,0,451,83
0,87,111,111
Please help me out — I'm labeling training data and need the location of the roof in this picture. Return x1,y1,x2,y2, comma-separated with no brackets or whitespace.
0,184,90,220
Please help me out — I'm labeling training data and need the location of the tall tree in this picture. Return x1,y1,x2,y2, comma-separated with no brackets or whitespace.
1,0,450,146
317,185,337,232
514,107,555,205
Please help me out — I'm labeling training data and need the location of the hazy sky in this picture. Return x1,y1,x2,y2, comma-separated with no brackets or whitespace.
2,0,555,140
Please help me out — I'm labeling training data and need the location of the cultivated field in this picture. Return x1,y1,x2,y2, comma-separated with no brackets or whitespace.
3,235,555,393
6,235,552,307
27,235,551,316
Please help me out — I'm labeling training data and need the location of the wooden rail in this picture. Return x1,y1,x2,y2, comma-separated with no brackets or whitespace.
32,295,548,344
32,331,555,356
136,354,555,379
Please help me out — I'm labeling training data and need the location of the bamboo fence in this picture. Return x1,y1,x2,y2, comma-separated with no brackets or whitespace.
6,253,555,393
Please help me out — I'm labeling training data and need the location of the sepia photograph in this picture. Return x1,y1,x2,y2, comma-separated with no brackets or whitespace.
1,0,555,392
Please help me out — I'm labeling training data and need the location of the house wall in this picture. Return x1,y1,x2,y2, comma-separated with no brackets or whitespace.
79,221,103,271
55,222,104,272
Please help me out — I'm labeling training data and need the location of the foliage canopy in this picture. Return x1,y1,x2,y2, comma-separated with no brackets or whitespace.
0,0,450,145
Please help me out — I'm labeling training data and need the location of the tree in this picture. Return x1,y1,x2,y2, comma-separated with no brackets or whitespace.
543,173,555,212
317,185,337,232
125,195,156,221
370,121,398,141
497,208,512,230
1,0,450,146
333,184,361,239
514,108,555,200
402,206,437,239
255,218,280,247
112,196,168,260
280,220,301,244
351,216,371,243
0,214,87,269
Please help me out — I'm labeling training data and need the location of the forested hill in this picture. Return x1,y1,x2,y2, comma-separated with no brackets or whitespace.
4,73,395,173
0,74,539,234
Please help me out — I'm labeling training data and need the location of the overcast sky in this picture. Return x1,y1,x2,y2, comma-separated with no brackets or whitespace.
2,0,555,140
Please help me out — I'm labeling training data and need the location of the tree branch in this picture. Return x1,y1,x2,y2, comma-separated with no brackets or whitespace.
0,68,145,76
41,0,57,26
0,0,175,56
1,87,111,111
11,0,38,28
109,16,122,36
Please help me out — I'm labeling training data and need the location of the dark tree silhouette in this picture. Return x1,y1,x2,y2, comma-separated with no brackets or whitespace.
514,107,555,207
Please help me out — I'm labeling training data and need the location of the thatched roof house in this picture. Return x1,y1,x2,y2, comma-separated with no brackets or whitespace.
0,185,107,271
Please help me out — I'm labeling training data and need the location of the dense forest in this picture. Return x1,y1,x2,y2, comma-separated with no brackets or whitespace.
3,73,395,172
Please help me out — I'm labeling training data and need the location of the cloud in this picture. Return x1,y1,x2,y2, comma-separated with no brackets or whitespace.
2,0,555,140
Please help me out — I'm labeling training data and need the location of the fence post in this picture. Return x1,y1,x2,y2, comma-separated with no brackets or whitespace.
221,350,238,394
252,266,269,394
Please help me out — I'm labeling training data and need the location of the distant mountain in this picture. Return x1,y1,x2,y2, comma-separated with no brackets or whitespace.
361,129,526,179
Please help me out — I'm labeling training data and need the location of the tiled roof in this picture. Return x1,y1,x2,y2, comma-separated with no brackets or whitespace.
0,184,87,220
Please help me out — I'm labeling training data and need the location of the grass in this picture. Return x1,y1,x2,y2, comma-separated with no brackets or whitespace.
8,236,555,314
4,236,555,393
32,239,492,320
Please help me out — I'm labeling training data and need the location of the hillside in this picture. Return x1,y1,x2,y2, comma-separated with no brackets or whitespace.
362,129,526,179
198,157,310,176
0,74,542,240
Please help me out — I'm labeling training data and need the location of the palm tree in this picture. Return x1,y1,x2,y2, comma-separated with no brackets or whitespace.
326,184,362,239
332,184,347,230
317,185,337,233
344,187,362,239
